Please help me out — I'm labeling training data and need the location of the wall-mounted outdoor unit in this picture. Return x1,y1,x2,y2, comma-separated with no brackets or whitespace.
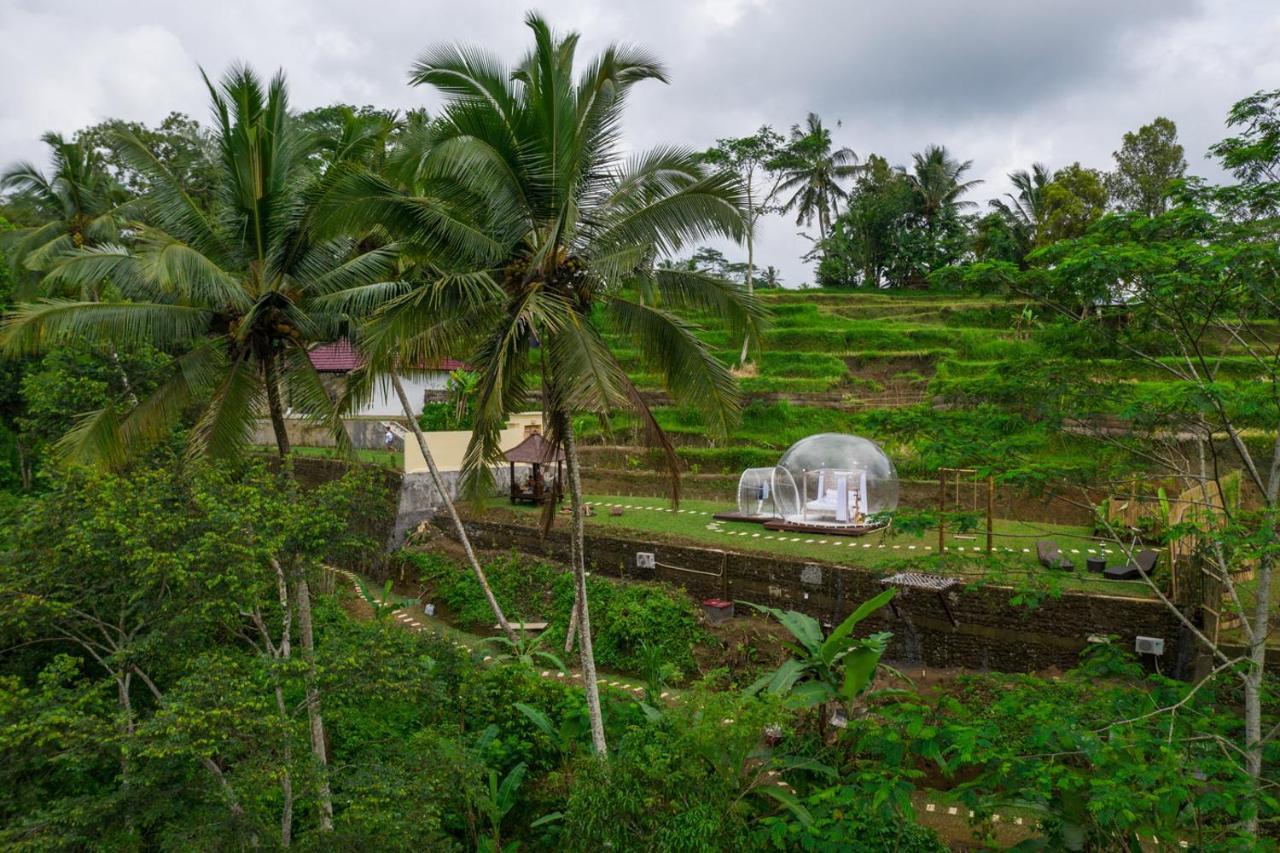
1134,636,1165,656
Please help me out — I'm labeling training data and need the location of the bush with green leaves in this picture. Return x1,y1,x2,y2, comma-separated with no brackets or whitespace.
406,548,710,678
828,642,1278,850
754,784,946,852
543,572,709,677
417,400,473,432
560,689,805,851
407,549,561,627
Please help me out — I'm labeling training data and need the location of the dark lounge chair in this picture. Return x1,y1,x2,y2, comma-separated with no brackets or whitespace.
1104,549,1158,581
1036,540,1075,571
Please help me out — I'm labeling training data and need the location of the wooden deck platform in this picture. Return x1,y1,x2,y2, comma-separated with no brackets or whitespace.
761,519,888,537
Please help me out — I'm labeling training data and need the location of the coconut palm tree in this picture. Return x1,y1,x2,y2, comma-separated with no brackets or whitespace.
2,134,144,402
989,163,1051,255
905,144,982,226
775,113,860,242
330,13,765,756
0,66,396,466
0,133,133,283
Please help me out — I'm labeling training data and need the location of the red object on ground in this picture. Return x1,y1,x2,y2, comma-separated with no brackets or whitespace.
702,598,735,625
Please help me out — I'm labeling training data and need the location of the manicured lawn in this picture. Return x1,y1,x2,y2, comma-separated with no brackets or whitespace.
483,493,1158,597
255,445,402,468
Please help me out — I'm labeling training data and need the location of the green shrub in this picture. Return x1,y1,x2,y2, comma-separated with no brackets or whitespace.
405,550,709,677
418,401,472,432
560,691,781,851
460,664,583,772
406,550,561,627
755,785,947,851
541,574,708,676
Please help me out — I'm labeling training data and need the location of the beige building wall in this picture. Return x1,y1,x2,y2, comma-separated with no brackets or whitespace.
402,411,544,473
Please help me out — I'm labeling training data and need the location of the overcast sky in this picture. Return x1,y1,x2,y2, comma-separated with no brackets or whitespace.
2,0,1277,284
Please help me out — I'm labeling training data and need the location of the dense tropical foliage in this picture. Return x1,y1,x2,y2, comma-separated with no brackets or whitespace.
0,9,1277,850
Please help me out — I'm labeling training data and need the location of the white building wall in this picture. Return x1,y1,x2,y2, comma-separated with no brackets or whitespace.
350,372,449,418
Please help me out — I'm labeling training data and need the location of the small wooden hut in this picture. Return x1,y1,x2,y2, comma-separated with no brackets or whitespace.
504,431,564,505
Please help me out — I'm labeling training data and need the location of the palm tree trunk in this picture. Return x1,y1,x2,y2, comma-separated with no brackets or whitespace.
292,572,333,833
264,350,291,458
738,212,755,366
389,371,517,643
563,416,607,756
564,525,580,656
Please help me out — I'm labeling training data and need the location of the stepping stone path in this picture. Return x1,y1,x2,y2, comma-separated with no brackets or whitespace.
333,564,1182,846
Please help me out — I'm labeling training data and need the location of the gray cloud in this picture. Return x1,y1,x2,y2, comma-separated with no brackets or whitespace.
2,0,1277,284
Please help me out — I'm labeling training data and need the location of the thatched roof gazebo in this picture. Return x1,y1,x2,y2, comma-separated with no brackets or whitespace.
504,431,564,505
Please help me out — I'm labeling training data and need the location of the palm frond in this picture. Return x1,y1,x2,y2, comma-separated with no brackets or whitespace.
131,228,247,309
281,344,354,457
609,296,741,437
53,404,130,471
186,350,263,460
301,241,402,298
650,267,768,344
110,127,226,260
1,300,211,356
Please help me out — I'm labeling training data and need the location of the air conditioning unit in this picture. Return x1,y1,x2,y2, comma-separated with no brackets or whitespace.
635,552,656,569
1135,636,1165,656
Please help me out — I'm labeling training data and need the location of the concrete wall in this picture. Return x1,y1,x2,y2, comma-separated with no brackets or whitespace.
403,411,544,474
391,468,514,547
252,417,394,450
443,518,1197,677
254,411,547,464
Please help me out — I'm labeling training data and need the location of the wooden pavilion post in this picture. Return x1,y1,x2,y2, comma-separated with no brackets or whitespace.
986,474,995,555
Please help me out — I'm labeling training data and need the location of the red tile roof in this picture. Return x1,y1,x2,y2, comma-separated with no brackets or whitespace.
308,340,468,373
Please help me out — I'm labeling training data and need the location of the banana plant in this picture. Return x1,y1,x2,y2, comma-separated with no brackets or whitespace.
742,589,896,719
483,627,567,672
513,701,590,759
352,575,419,622
476,762,527,853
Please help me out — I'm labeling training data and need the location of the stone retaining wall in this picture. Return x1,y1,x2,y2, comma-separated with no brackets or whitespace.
444,517,1198,677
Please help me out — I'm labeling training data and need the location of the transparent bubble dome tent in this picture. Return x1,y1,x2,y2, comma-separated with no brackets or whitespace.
730,466,800,521
769,433,899,532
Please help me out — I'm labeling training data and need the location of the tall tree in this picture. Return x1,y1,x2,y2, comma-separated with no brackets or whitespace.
701,126,784,363
775,113,859,243
0,133,132,282
1108,116,1187,216
0,69,403,835
905,144,981,227
1040,162,1109,243
74,112,218,209
816,154,913,287
1,66,390,467
988,162,1051,257
334,13,764,755
1209,87,1280,220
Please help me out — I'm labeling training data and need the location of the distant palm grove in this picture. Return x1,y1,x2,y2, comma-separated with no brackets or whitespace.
1,10,1279,852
